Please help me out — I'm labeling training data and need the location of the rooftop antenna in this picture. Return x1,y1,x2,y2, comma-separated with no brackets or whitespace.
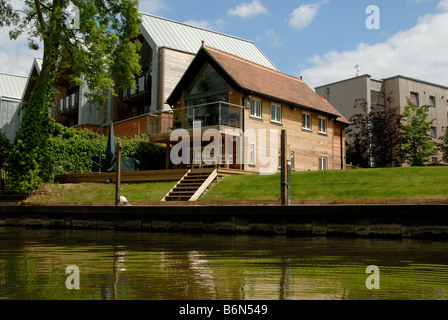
354,63,360,77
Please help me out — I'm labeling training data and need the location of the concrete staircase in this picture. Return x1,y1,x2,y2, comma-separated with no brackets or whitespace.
162,168,218,201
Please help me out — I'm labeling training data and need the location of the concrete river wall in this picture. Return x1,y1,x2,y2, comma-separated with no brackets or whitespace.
1,204,448,238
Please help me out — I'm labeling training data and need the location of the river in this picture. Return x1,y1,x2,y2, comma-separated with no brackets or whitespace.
0,227,447,300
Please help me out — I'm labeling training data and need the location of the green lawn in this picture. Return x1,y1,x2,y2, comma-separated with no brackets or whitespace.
201,167,448,201
26,181,178,203
25,167,448,203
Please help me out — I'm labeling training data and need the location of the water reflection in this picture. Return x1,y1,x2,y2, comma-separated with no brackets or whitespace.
0,227,448,300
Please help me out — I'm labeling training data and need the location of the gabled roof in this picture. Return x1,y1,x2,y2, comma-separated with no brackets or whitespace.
0,72,27,100
21,57,43,102
167,46,349,125
139,13,278,71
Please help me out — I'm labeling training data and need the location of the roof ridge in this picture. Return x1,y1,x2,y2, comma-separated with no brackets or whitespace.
205,46,303,83
0,72,28,78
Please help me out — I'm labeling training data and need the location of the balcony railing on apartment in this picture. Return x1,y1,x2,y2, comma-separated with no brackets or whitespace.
57,91,80,115
119,66,151,101
172,101,244,131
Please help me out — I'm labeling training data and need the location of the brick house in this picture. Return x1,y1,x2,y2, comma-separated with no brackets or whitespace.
159,45,349,172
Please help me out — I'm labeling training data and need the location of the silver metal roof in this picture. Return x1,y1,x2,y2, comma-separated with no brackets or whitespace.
139,13,278,71
0,72,27,100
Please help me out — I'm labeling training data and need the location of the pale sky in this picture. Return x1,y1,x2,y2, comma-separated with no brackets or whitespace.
1,0,447,90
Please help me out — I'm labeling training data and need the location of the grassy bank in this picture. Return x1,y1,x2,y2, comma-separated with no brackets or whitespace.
23,167,447,203
201,167,448,201
25,181,177,203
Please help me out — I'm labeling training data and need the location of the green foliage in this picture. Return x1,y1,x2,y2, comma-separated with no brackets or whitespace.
345,142,370,168
6,80,54,193
134,140,167,170
438,127,448,163
8,123,166,186
40,121,106,181
1,0,142,193
400,98,438,166
117,134,167,170
346,93,403,167
0,128,11,167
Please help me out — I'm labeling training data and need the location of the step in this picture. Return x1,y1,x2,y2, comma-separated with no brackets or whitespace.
165,196,191,201
183,177,208,181
169,191,196,196
177,183,204,187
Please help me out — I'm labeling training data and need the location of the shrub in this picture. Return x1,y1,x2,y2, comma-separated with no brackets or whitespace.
40,120,106,181
0,129,11,167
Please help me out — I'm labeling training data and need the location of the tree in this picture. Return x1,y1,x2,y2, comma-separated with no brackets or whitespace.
346,93,403,167
400,98,438,166
0,0,142,193
438,127,448,163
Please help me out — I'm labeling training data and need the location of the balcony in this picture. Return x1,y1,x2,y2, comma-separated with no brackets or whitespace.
119,67,151,102
172,101,243,131
57,91,79,116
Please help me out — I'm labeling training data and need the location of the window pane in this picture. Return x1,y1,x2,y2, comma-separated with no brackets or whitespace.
303,113,311,129
410,92,419,106
319,157,327,171
271,104,281,122
430,96,436,107
251,99,261,118
186,62,228,97
249,144,255,165
431,126,437,138
319,117,326,133
251,99,256,116
291,151,295,170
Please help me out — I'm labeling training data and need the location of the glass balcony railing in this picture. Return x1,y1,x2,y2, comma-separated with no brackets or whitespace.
120,66,151,101
57,91,80,114
172,101,243,131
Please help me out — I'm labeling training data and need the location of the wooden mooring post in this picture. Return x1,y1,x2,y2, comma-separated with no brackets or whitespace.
281,130,289,206
115,142,122,206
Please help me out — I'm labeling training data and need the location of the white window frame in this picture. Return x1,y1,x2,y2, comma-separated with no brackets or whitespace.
319,156,328,171
250,98,262,119
302,112,311,131
318,116,327,134
290,151,295,171
271,103,282,123
249,144,255,165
